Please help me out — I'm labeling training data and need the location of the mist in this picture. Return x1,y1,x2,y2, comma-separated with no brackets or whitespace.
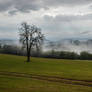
44,39,92,54
1,38,92,54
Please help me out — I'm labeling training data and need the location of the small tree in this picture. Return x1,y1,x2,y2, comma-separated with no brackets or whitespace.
19,22,44,62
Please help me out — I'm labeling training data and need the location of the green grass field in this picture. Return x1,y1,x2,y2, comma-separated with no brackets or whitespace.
0,54,92,92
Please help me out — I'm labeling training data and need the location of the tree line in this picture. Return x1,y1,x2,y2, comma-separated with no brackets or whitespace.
0,44,92,60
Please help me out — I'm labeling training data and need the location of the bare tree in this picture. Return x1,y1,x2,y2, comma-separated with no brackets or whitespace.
19,22,44,62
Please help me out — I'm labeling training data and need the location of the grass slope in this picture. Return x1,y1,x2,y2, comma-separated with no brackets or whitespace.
0,54,92,92
0,75,92,92
0,54,92,80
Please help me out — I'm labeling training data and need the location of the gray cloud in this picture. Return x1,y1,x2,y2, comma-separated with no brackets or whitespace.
0,0,92,14
44,14,92,22
0,0,44,14
41,14,92,40
43,0,92,7
0,0,92,40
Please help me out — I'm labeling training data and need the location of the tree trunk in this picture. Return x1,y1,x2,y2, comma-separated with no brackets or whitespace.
27,51,30,62
27,55,30,62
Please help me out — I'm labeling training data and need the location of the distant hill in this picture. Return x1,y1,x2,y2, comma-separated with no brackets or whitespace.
0,39,19,45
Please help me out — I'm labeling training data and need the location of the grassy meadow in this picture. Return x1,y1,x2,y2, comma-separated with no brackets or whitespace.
0,54,92,92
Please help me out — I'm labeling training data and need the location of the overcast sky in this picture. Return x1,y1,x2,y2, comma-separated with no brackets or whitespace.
0,0,92,40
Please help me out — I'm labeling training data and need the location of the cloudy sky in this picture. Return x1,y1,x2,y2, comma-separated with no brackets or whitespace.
0,0,92,40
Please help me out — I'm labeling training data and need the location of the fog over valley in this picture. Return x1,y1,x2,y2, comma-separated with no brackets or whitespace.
1,38,92,54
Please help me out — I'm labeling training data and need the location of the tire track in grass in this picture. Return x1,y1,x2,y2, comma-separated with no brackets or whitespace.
0,71,92,87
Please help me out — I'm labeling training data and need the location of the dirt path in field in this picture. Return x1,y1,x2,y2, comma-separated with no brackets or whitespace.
0,71,92,87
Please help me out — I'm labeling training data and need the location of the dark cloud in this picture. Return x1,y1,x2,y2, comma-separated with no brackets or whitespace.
8,10,18,15
0,0,44,14
0,0,12,12
0,0,92,14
